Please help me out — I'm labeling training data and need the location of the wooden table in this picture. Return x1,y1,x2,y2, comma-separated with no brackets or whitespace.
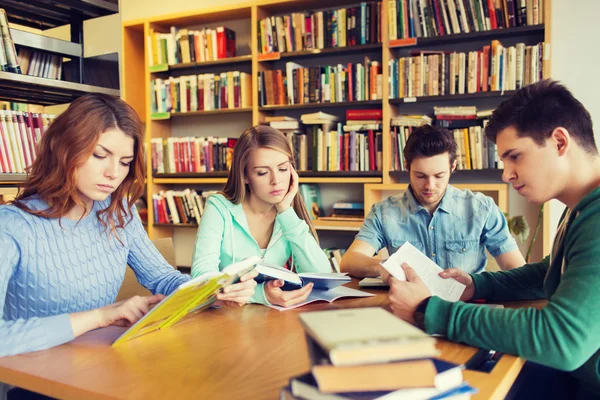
0,284,545,400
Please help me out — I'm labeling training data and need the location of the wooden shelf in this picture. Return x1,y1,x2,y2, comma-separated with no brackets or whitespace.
3,0,118,30
153,223,199,228
0,71,120,105
312,219,363,231
389,91,518,105
390,25,545,49
153,177,228,184
258,43,382,62
151,108,252,120
259,100,382,111
0,174,27,185
390,169,505,182
150,55,252,73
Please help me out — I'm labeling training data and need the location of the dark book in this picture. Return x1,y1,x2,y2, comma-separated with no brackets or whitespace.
254,263,350,291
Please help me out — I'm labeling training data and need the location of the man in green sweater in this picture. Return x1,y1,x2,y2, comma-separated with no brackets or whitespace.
386,79,600,398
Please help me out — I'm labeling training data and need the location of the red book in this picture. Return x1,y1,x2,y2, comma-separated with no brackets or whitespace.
482,45,490,92
435,115,477,120
216,27,226,59
488,0,498,29
198,83,204,110
368,130,375,171
346,109,383,120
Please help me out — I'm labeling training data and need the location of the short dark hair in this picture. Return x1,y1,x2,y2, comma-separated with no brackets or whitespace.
403,124,457,168
485,79,597,153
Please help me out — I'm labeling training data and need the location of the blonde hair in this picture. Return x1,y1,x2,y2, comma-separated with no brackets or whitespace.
222,125,319,242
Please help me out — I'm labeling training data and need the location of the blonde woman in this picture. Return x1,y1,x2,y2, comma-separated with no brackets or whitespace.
191,126,332,308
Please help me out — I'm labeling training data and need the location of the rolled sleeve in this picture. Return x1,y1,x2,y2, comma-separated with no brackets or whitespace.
481,199,519,257
355,205,386,252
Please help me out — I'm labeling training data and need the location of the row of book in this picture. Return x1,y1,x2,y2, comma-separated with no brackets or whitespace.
0,110,55,174
150,136,237,174
0,9,20,73
286,124,383,173
150,71,252,114
270,111,383,173
257,2,383,55
389,0,544,40
147,26,236,67
282,307,474,399
16,48,63,80
258,58,382,107
389,107,502,171
388,41,548,99
152,189,212,225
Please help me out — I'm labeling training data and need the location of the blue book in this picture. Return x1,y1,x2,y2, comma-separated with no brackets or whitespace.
254,263,350,291
289,370,475,400
299,184,323,220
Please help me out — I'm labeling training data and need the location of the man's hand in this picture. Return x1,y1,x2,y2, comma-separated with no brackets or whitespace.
387,263,431,324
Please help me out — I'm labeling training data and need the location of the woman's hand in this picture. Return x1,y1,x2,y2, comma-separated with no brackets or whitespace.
275,166,299,214
215,269,259,307
439,268,475,301
264,279,314,308
98,294,165,328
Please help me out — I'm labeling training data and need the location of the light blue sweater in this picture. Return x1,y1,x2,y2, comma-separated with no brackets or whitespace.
0,196,189,357
191,194,332,304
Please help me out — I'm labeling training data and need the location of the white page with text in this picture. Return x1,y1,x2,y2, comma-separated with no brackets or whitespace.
381,242,466,302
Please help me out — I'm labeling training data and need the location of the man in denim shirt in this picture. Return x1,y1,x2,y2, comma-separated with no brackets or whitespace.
340,125,525,278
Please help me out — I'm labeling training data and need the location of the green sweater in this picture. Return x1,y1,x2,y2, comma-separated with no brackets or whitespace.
425,187,600,392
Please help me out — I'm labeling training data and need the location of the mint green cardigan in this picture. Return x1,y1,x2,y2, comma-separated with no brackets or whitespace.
191,193,332,304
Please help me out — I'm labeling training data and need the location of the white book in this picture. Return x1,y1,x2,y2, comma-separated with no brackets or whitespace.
267,286,373,311
381,242,466,302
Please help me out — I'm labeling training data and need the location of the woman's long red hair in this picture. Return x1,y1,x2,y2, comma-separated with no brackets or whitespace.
13,93,145,236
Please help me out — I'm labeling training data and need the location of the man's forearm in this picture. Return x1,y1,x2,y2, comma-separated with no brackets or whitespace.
340,252,385,278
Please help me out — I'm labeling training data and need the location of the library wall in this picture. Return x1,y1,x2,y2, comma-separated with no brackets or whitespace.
119,0,600,266
545,0,600,245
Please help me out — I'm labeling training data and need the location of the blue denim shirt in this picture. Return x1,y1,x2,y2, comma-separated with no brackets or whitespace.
356,185,518,274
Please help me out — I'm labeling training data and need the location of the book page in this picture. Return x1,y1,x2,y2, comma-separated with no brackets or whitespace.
381,242,466,302
266,286,374,311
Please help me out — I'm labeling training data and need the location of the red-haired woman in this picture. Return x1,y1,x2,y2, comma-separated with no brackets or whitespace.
0,94,258,359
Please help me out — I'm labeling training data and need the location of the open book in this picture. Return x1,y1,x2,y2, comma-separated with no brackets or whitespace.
381,242,466,302
266,286,374,311
254,263,351,291
112,256,261,346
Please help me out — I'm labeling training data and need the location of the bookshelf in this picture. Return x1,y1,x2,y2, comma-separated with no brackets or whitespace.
122,0,552,265
0,2,121,201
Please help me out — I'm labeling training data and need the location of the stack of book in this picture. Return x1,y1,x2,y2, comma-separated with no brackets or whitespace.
388,0,544,41
150,136,238,174
147,26,236,67
257,3,383,55
0,9,20,73
282,308,476,399
150,71,251,114
0,110,55,174
330,202,364,219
